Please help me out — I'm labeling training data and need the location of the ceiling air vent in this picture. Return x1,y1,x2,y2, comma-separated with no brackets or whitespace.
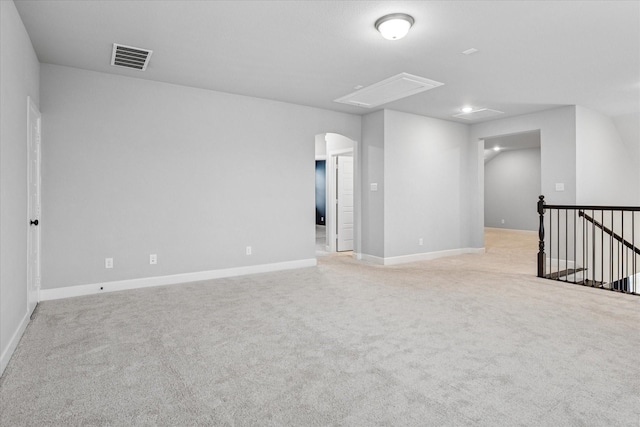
111,43,153,71
334,73,444,108
453,108,504,120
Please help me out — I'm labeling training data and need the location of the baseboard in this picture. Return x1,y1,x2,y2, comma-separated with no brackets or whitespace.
0,310,30,378
485,227,537,234
358,253,385,264
40,258,317,301
359,248,485,266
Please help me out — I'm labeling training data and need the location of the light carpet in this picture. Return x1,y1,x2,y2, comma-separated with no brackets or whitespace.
1,228,639,426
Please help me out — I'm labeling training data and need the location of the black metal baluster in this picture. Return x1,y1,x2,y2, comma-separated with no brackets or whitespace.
624,211,628,292
610,210,614,290
573,209,578,283
584,210,588,286
537,195,546,278
557,209,560,280
633,212,636,294
601,209,604,287
565,209,568,282
591,209,595,287
552,207,555,278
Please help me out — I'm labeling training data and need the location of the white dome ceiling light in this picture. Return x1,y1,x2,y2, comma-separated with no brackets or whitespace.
375,13,415,40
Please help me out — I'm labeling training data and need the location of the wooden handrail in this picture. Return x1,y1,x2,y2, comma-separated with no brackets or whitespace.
578,210,640,256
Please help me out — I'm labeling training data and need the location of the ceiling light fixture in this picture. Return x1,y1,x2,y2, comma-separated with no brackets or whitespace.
493,146,501,151
375,13,414,40
460,106,474,113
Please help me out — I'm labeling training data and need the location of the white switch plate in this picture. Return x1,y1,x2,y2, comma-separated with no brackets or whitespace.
105,258,113,269
150,254,157,265
419,238,423,246
370,183,378,191
555,183,565,191
246,246,252,255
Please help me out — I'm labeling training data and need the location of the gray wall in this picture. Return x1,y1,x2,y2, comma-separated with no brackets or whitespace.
360,110,385,257
484,148,541,231
359,109,473,260
0,0,40,374
384,110,470,257
40,64,360,290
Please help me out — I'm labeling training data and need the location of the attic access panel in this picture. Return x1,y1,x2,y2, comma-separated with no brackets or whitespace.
334,73,444,108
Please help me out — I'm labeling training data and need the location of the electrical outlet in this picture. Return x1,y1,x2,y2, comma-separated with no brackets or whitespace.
150,254,157,265
501,219,505,224
246,246,252,255
105,258,113,269
419,238,423,246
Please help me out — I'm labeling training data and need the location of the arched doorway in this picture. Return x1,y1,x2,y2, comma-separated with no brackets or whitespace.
315,133,357,255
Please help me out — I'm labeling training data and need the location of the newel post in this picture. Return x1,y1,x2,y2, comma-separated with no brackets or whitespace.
537,195,546,278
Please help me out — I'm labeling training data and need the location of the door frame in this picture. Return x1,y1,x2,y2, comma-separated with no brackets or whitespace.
26,96,41,310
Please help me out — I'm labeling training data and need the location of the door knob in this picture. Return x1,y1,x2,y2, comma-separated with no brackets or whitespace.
30,219,39,226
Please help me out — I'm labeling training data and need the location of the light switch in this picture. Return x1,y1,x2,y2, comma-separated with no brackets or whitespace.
370,183,378,191
555,183,565,191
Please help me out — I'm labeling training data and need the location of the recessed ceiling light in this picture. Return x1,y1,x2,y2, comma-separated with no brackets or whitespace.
493,146,501,151
460,106,474,113
375,13,414,40
462,48,478,55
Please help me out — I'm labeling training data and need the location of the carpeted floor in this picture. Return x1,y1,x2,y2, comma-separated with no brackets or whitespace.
1,228,639,426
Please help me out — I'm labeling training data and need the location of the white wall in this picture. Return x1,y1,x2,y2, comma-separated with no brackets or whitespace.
577,109,639,205
40,64,360,291
612,114,640,194
384,110,470,257
314,134,326,159
0,0,40,375
469,106,577,247
485,148,541,231
614,113,640,204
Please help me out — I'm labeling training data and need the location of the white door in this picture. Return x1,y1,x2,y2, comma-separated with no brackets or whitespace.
27,97,41,313
336,156,354,251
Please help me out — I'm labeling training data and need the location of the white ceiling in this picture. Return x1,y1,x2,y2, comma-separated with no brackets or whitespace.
483,130,540,162
485,130,541,151
14,0,640,123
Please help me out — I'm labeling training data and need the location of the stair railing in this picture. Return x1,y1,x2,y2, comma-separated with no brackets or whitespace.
537,195,640,295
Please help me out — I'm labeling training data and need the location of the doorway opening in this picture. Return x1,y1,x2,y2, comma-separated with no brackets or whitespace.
315,133,356,256
482,130,541,233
